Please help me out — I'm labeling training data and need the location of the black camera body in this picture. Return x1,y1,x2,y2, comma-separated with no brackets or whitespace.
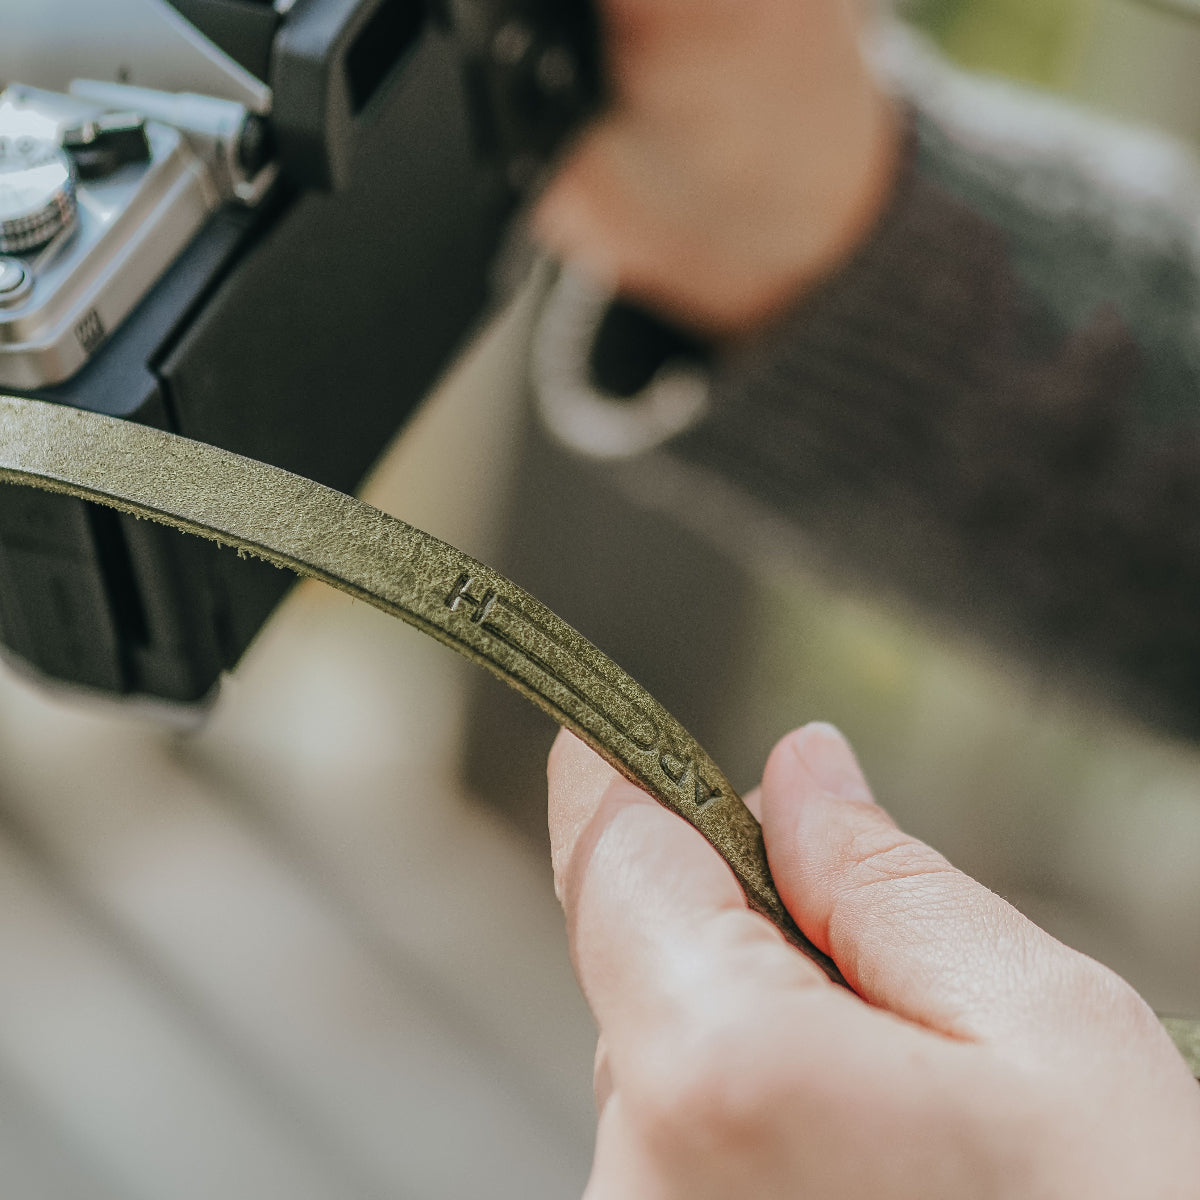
0,0,600,704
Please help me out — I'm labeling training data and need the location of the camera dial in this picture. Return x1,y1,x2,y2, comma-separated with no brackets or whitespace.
0,136,77,254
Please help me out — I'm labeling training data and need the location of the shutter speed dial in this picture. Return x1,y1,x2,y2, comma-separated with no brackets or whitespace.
0,136,77,254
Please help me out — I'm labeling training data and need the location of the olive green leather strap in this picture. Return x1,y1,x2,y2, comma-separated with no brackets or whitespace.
3,392,1198,1084
0,393,842,984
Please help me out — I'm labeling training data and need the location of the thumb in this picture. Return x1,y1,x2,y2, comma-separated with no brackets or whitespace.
761,724,1090,1044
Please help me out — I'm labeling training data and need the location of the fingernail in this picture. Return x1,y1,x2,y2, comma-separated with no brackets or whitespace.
790,723,874,805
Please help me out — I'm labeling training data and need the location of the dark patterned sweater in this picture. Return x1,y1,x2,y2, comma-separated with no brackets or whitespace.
674,53,1200,737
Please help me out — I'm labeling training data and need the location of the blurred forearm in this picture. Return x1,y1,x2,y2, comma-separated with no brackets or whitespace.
676,52,1200,734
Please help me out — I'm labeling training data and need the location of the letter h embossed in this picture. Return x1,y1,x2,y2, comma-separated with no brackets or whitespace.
445,574,497,623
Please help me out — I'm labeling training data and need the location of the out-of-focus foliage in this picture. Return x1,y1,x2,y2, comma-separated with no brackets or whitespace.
904,0,1092,85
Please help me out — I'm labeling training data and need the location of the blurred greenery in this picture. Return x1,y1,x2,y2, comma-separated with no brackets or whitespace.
905,0,1093,85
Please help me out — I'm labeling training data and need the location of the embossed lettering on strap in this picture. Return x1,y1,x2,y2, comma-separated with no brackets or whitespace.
0,392,842,985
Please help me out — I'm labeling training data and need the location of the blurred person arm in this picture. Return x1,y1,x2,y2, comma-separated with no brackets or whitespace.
534,0,902,336
547,722,1200,1199
537,3,1200,736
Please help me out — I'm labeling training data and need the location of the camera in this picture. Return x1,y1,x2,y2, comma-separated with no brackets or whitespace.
0,0,600,705
0,83,275,392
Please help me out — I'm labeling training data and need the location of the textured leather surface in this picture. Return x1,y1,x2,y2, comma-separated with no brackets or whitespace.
0,393,842,984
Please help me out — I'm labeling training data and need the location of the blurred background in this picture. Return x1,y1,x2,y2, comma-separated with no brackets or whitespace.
1,1,1199,1196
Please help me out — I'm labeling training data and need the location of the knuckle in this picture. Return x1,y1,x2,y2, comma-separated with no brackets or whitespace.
842,825,957,893
822,826,966,970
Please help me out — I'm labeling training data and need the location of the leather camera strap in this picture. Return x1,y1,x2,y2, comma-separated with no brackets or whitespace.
1,392,1197,1082
0,393,838,979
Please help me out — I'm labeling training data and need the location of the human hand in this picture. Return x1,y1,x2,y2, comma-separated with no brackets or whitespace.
534,0,901,337
547,722,1200,1199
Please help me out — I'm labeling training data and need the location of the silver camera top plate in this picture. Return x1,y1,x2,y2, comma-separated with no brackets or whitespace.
0,85,220,391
